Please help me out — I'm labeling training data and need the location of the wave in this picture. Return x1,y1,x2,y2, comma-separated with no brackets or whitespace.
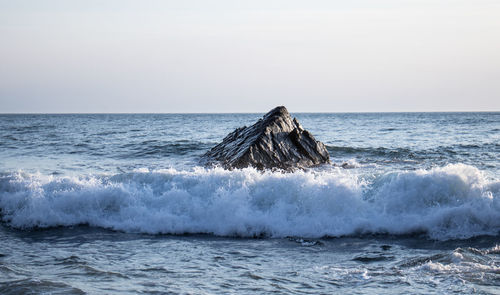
326,144,499,169
0,279,84,295
116,140,214,158
326,143,498,158
326,145,413,157
0,164,498,240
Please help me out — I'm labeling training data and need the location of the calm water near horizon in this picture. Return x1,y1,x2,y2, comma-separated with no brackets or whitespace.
0,112,499,294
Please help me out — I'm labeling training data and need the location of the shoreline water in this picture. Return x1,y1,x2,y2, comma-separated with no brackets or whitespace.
1,112,498,294
1,224,499,294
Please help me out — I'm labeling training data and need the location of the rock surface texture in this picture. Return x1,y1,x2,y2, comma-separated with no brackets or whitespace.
201,106,330,170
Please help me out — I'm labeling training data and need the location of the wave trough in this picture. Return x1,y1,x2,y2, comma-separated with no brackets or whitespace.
0,164,498,240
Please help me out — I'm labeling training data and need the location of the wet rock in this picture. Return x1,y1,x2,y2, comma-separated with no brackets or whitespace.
200,106,330,170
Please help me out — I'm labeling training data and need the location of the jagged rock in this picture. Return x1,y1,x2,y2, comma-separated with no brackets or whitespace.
200,106,330,170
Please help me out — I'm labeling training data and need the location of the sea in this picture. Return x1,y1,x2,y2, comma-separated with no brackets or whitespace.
0,112,498,294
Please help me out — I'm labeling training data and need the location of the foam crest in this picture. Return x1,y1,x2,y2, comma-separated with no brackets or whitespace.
0,164,498,240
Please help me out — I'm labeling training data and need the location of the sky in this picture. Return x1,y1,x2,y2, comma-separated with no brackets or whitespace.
0,0,499,113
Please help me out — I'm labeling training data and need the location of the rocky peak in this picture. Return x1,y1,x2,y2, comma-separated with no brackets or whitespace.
200,106,330,171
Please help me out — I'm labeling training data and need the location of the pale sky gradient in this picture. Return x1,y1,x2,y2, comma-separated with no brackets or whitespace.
1,0,499,113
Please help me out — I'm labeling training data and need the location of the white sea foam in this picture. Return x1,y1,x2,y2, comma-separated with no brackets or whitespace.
0,164,498,240
416,247,500,276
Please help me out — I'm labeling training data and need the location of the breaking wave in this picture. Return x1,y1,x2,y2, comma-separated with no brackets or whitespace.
0,164,498,240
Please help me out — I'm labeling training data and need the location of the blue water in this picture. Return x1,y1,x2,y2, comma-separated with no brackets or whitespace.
0,112,499,294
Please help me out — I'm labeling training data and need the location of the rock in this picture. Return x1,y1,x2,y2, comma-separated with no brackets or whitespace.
200,106,330,170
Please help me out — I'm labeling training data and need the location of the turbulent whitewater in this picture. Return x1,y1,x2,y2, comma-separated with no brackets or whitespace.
1,164,498,240
0,112,498,294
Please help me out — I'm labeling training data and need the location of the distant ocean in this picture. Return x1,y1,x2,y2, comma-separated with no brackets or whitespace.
0,112,499,294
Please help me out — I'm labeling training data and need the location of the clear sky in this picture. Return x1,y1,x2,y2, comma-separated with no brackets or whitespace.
1,0,499,113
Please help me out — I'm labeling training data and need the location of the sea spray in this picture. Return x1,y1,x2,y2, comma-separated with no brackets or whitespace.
0,164,498,240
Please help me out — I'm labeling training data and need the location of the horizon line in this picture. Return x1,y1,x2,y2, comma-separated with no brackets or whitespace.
0,110,499,115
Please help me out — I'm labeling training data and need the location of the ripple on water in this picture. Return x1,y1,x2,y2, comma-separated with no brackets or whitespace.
0,279,85,295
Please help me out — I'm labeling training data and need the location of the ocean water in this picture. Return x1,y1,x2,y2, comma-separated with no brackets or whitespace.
0,112,498,294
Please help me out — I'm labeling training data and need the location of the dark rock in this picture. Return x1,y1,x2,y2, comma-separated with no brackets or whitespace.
200,106,330,170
